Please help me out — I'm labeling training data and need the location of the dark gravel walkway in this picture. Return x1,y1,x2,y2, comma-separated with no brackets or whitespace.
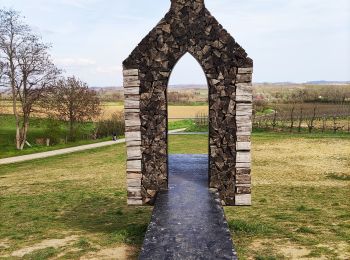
139,154,238,260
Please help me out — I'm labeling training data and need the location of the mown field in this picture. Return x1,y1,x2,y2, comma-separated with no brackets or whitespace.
100,104,208,120
0,133,349,259
0,101,208,120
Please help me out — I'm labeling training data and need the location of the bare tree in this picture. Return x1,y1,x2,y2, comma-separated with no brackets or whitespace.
42,77,101,141
289,105,295,132
271,105,278,130
298,107,303,133
332,116,340,133
0,9,60,149
321,115,327,133
306,106,317,133
0,55,4,81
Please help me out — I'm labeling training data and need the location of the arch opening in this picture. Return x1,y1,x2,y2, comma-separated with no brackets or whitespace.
167,52,210,188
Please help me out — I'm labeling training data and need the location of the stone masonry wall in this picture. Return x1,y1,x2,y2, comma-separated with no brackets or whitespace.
123,0,253,206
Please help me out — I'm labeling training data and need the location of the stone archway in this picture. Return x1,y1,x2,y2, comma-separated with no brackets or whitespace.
123,0,253,206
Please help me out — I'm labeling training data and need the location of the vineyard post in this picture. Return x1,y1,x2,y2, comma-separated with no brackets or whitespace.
307,106,317,133
298,107,303,133
290,106,295,132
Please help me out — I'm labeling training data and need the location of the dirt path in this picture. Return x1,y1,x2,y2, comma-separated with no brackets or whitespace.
0,129,187,165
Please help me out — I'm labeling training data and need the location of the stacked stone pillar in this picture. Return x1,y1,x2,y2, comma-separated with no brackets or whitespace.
235,67,253,205
124,68,143,206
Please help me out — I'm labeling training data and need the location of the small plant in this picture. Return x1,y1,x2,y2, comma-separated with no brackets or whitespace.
75,237,91,249
24,247,58,260
296,205,319,212
228,219,275,235
327,173,350,181
296,226,316,234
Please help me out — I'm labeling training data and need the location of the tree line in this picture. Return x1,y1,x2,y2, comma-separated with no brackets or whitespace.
254,103,350,134
0,9,101,150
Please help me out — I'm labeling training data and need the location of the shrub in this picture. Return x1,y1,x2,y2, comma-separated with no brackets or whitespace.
94,112,125,139
44,118,64,145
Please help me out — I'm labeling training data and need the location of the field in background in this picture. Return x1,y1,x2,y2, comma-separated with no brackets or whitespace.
0,102,208,121
0,133,349,259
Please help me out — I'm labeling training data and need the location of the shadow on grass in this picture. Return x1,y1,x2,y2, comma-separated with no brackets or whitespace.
60,194,152,245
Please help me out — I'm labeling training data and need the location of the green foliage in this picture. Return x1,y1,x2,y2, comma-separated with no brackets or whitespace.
23,247,58,260
296,227,316,234
327,173,350,181
228,220,276,236
168,119,193,130
296,205,319,212
43,118,65,145
168,119,208,132
0,114,107,159
75,237,91,249
94,112,125,139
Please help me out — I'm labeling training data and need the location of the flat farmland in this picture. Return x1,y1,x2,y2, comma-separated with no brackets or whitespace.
100,103,208,119
1,102,208,120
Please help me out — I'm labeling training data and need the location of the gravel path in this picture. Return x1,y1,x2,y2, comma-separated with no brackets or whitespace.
0,128,187,165
139,155,237,260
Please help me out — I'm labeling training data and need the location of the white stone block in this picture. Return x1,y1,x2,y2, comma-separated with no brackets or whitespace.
124,100,140,109
236,95,253,102
127,146,142,160
123,69,139,77
124,87,139,95
236,142,251,151
125,131,141,142
127,159,142,172
238,67,253,74
235,194,252,206
127,199,143,206
236,152,251,163
124,80,141,88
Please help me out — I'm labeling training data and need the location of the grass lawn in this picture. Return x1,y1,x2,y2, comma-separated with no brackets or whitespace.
0,133,349,259
0,115,112,159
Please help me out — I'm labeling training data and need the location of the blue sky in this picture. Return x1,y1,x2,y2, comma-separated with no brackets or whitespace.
1,0,350,86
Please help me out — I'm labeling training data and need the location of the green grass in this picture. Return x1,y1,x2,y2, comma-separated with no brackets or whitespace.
24,247,59,260
0,133,349,259
168,119,194,130
168,119,208,132
0,144,151,259
327,173,350,181
168,134,208,154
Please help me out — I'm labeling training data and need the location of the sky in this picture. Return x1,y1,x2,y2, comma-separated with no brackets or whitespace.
1,0,350,87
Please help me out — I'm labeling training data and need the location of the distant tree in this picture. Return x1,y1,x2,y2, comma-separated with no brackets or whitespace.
289,106,295,132
298,107,303,133
43,77,101,141
306,106,317,133
0,54,4,81
0,9,60,149
321,115,327,133
0,93,4,115
271,105,278,130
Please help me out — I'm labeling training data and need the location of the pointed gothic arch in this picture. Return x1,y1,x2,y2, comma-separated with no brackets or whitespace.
123,0,253,206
